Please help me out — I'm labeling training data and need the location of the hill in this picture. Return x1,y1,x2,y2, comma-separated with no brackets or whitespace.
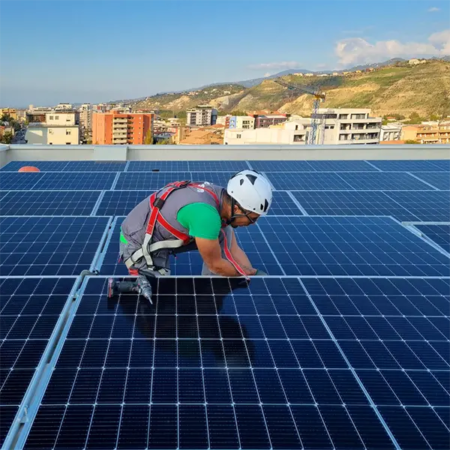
131,60,450,119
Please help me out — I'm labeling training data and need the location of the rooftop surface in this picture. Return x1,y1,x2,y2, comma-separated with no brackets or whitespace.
0,144,449,449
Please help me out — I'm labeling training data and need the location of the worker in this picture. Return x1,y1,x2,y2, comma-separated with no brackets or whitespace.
108,169,273,303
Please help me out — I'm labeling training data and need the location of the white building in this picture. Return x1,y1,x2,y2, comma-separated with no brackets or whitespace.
79,104,93,143
46,111,77,126
25,124,80,145
380,123,402,142
224,108,382,145
229,116,255,129
186,105,218,126
55,103,73,111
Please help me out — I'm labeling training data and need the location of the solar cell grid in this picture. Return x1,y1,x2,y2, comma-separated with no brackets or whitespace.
384,191,450,222
188,161,248,171
307,160,377,172
250,160,315,172
63,161,127,171
0,191,100,216
414,224,450,253
0,216,110,276
338,172,435,190
412,172,450,190
114,172,191,190
257,216,450,276
0,173,43,190
127,161,190,172
301,277,450,450
269,172,353,190
367,160,449,172
291,190,421,221
0,161,69,172
190,171,235,186
95,190,152,216
0,277,76,448
23,276,397,450
33,172,116,190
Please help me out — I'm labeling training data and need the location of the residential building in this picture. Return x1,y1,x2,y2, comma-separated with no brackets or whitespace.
401,125,420,141
46,111,78,126
229,116,255,129
186,105,218,126
16,110,27,122
250,112,290,128
380,123,402,142
225,108,382,145
55,103,73,111
25,124,79,145
416,122,450,144
79,104,92,143
216,115,232,128
0,108,17,120
92,111,154,145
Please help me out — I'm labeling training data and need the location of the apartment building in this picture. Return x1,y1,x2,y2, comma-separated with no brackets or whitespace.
92,111,154,145
79,104,93,143
416,122,450,144
380,123,402,142
229,116,255,129
224,109,382,145
250,112,290,128
0,108,17,120
186,105,218,126
25,124,80,145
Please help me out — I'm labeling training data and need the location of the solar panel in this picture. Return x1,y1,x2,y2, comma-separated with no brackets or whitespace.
250,160,315,172
307,160,377,172
412,172,450,190
414,224,450,253
115,172,191,190
291,191,420,221
269,173,353,190
98,218,284,276
95,190,152,216
0,161,70,172
301,277,450,450
337,172,434,190
190,172,234,187
63,161,127,171
127,161,190,172
0,191,100,216
0,173,43,190
22,276,397,450
269,191,303,215
384,191,450,222
187,161,248,171
257,216,450,276
0,277,76,447
0,216,110,276
367,160,448,172
32,172,116,190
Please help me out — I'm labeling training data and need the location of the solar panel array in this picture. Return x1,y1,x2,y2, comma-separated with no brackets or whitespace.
0,158,448,449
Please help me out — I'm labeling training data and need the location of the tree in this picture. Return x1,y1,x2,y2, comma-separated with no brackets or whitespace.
144,128,153,145
230,110,248,116
405,112,423,124
429,114,441,121
156,139,171,145
0,131,14,144
405,140,420,144
0,114,12,123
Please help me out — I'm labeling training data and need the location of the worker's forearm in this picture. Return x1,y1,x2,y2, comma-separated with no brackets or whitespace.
231,246,253,272
210,258,241,276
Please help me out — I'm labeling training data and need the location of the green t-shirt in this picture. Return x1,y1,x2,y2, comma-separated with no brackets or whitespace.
177,202,221,240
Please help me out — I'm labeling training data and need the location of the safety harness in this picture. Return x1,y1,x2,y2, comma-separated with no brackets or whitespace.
124,180,248,277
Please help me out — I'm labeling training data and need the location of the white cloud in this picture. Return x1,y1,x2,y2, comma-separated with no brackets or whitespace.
264,72,272,77
247,61,301,70
335,29,450,66
428,7,440,12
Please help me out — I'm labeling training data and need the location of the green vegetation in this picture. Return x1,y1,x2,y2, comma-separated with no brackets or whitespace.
0,131,13,144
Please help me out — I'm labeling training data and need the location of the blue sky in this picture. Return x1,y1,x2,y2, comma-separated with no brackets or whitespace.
1,0,449,107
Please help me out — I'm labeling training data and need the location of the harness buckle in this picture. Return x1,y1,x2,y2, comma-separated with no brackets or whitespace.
153,197,165,209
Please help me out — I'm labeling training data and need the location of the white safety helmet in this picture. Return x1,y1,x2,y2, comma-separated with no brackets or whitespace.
227,170,273,216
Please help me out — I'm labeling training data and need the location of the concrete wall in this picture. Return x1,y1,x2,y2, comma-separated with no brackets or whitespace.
1,144,449,168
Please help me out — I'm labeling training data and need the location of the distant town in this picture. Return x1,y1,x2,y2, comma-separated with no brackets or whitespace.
1,58,449,147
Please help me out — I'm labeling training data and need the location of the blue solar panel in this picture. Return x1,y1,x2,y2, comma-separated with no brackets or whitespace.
257,216,450,276
32,172,116,190
0,217,110,276
269,191,303,215
367,160,448,172
250,160,379,172
301,277,450,450
0,191,100,216
22,276,397,450
127,161,190,172
384,191,450,222
0,161,70,172
0,277,76,447
63,161,127,171
412,172,450,190
191,172,234,187
414,224,450,253
269,173,353,190
338,172,434,190
96,190,152,216
291,191,421,221
98,218,284,276
0,173,43,190
188,161,248,171
115,172,191,190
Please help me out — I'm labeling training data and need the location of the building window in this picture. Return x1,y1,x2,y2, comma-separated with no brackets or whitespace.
55,116,59,120
66,130,71,135
237,134,242,139
66,142,71,145
49,115,54,120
